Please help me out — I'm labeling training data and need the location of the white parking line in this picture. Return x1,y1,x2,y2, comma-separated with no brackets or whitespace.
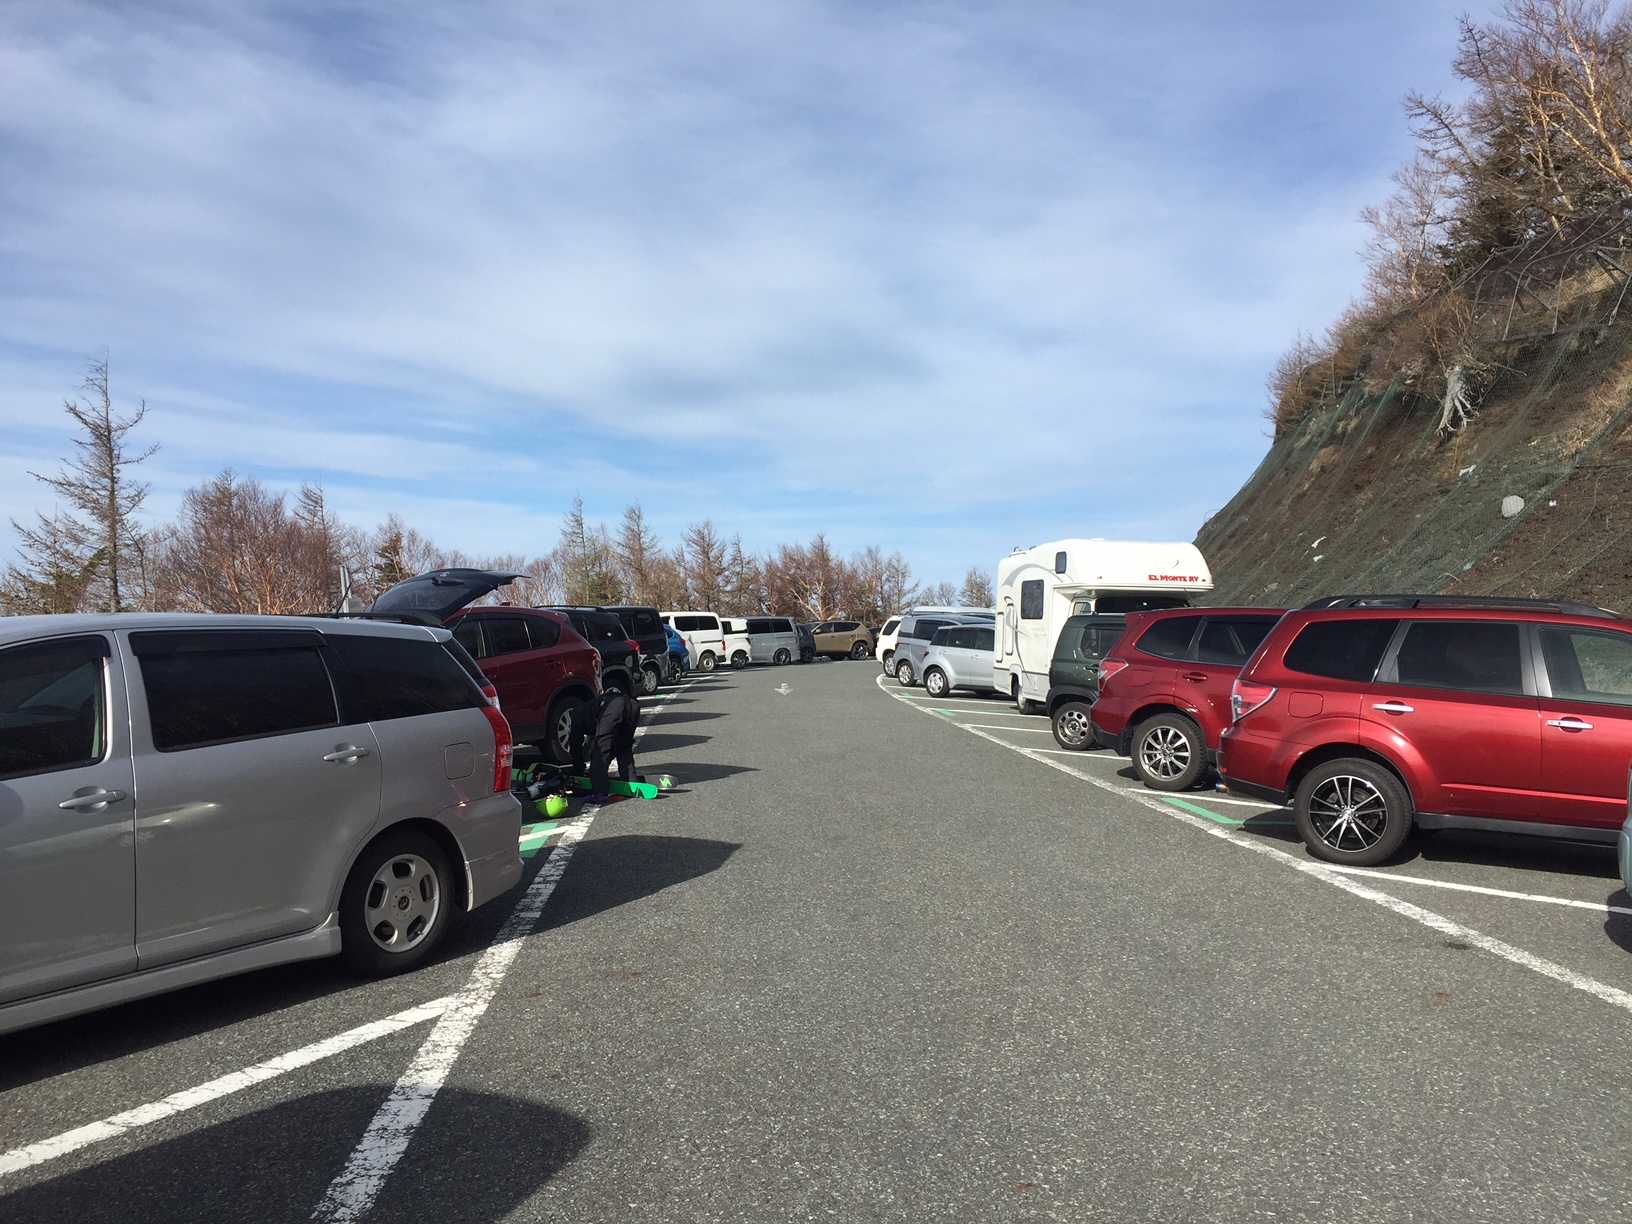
312,678,692,1222
877,674,1632,1016
961,724,1054,734
1321,865,1632,917
0,996,454,1178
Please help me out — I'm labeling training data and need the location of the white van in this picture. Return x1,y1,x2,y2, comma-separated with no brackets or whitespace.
717,618,754,669
994,540,1212,709
660,611,727,672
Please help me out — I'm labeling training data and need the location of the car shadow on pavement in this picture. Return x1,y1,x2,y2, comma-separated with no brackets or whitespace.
0,956,370,1092
1603,891,1632,954
644,709,727,724
634,732,712,753
657,761,758,786
538,834,740,932
0,1086,591,1223
1404,829,1618,877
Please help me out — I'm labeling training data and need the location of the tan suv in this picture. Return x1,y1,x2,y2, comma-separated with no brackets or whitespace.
810,620,875,660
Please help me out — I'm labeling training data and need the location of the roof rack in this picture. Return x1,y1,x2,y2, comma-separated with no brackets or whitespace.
1301,594,1622,620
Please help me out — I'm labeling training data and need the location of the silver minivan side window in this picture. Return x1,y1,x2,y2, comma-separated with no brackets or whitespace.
0,636,110,781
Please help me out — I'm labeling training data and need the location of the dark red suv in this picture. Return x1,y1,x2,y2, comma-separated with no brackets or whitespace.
1089,608,1284,790
1220,595,1632,865
371,569,602,764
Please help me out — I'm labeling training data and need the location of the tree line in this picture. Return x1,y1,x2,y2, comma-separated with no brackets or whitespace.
1270,0,1632,437
2,357,995,624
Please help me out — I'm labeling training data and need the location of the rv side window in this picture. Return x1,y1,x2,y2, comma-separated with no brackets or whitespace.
1020,580,1044,620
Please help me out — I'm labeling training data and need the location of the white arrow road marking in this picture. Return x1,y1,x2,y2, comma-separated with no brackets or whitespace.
775,684,792,695
0,996,454,1178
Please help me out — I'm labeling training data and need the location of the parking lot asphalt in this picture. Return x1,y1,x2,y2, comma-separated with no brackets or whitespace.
5,661,1632,1221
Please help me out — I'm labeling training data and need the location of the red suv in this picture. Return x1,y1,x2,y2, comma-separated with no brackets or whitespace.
371,569,602,764
1221,595,1632,865
1090,608,1284,790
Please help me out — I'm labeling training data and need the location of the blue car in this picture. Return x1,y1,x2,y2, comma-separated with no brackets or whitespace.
665,624,690,677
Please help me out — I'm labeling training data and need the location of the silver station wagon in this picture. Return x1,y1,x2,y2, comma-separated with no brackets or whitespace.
0,614,523,1035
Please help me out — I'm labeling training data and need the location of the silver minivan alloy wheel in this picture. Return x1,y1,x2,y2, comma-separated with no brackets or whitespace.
1306,774,1390,854
925,669,947,696
364,853,442,953
1138,725,1193,780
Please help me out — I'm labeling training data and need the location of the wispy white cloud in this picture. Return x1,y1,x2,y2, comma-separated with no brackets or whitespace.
0,0,1495,582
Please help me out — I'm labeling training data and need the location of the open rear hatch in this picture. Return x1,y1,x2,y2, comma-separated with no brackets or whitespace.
369,568,524,624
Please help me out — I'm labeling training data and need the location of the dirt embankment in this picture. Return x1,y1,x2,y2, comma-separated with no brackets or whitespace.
1197,312,1632,613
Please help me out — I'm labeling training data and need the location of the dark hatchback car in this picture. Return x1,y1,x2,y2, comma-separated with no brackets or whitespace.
537,607,644,696
1221,594,1632,865
370,570,602,764
1087,607,1283,790
606,605,678,690
1044,612,1143,750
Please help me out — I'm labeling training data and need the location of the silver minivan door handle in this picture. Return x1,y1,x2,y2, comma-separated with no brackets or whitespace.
58,788,127,810
1372,702,1414,714
323,745,373,763
1546,717,1594,731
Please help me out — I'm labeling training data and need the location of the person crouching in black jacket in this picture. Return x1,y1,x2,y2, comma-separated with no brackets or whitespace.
568,690,641,801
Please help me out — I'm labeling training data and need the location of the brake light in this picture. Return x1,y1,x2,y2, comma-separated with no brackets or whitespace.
626,639,642,655
481,682,500,707
480,704,514,795
592,653,602,675
1231,678,1277,722
1098,657,1128,684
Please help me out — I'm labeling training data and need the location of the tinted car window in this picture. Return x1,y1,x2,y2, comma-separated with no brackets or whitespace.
1137,618,1199,661
1021,580,1045,620
452,620,487,660
1541,627,1632,705
972,628,995,651
909,618,950,640
698,617,721,631
674,616,700,632
881,619,900,636
1195,618,1277,666
621,609,660,636
328,635,485,722
529,616,561,648
1283,619,1400,683
1393,621,1524,694
486,616,534,657
581,616,625,643
772,618,794,633
747,618,773,634
139,643,337,751
0,636,109,781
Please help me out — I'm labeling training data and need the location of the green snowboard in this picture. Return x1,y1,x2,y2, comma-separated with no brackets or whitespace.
566,776,659,800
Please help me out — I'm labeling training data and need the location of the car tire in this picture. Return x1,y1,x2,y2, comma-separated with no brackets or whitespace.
896,659,916,686
698,651,717,673
1051,700,1094,751
850,641,871,659
799,647,813,664
541,693,584,765
340,830,453,977
731,650,749,669
1131,713,1207,791
773,648,792,665
883,652,898,677
640,663,661,695
1294,758,1414,866
924,667,949,697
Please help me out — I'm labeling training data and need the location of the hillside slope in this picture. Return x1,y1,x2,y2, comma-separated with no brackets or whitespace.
1197,292,1632,613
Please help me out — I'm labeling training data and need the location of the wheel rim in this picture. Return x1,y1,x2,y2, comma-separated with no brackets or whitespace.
364,853,441,953
926,671,944,694
642,668,659,694
899,664,913,684
554,708,575,755
852,642,868,658
775,649,790,664
1057,708,1090,746
1307,774,1391,853
1139,725,1193,779
701,654,715,671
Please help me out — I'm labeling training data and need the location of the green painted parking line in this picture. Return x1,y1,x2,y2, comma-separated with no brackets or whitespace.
1159,795,1242,825
518,820,561,860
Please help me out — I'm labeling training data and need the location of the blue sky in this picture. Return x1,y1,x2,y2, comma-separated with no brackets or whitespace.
0,0,1498,588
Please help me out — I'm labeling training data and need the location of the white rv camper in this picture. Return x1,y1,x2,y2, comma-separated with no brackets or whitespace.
994,540,1213,707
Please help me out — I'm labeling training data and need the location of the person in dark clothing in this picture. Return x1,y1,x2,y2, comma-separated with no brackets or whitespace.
568,690,641,800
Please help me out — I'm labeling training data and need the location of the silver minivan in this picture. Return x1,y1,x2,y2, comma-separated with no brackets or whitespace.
744,616,800,665
893,611,994,687
919,623,999,696
0,613,523,1035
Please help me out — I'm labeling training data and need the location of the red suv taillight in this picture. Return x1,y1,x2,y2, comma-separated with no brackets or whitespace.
481,704,514,794
1098,657,1128,685
1230,678,1277,722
